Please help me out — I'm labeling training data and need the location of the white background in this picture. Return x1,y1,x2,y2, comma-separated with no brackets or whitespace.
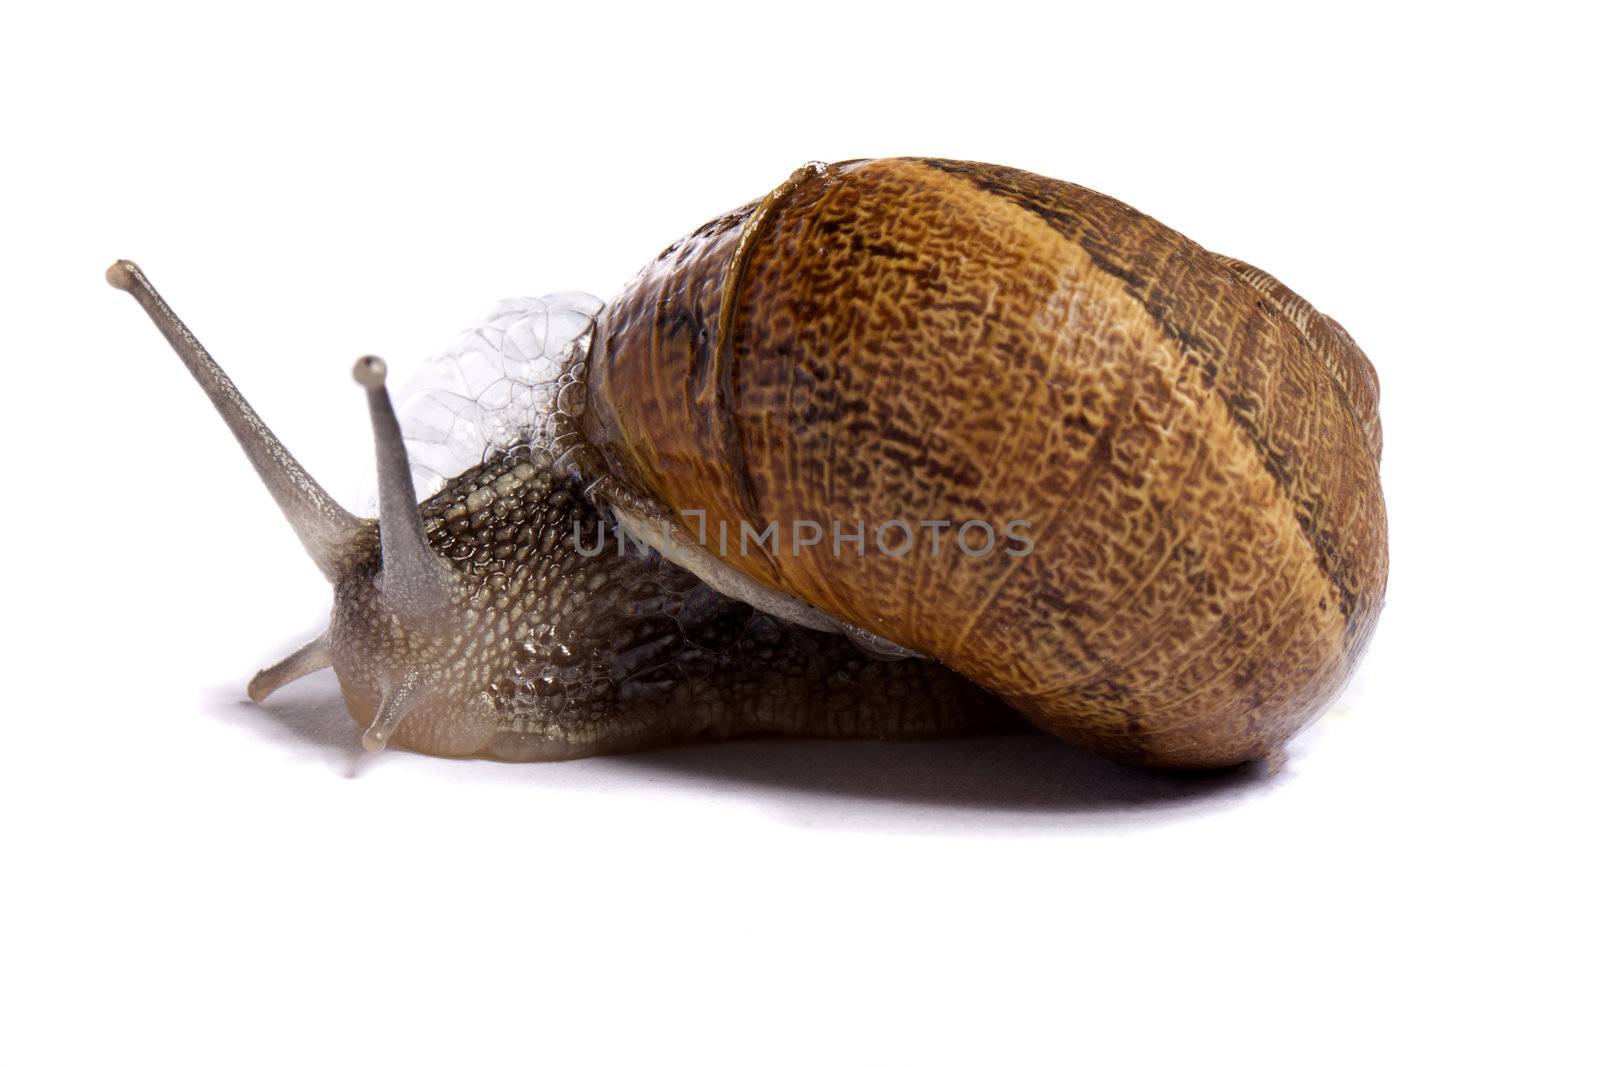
3,2,1595,1064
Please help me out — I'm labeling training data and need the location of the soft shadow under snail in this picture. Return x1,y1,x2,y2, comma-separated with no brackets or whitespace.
109,158,1387,769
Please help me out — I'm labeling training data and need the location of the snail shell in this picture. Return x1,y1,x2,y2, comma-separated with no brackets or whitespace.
572,158,1387,767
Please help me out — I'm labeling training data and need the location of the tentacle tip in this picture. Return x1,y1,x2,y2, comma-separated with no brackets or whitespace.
246,674,271,703
361,727,389,753
105,260,139,291
352,355,388,390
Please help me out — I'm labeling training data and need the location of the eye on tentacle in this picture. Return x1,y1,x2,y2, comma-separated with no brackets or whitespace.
351,355,461,637
107,260,362,706
105,261,364,580
346,355,474,751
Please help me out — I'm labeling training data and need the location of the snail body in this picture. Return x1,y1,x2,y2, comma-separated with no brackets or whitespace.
110,157,1386,769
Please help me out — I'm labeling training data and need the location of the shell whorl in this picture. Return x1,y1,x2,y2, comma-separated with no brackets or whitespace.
581,158,1388,767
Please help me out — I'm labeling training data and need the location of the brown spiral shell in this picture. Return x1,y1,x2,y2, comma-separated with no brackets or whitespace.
578,158,1387,768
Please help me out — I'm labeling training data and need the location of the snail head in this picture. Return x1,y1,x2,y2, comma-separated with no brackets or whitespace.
106,260,590,755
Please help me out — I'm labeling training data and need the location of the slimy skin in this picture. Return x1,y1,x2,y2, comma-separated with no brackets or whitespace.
327,445,1011,759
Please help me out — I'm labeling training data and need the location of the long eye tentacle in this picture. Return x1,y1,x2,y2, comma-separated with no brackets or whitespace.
105,260,362,580
352,356,459,633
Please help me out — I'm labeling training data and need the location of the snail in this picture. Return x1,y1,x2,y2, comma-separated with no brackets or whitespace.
108,157,1386,769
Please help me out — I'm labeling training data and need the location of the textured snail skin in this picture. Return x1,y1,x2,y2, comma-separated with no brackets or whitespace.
327,446,1012,758
581,158,1387,768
